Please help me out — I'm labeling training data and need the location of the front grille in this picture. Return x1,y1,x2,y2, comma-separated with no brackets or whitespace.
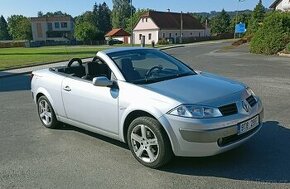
219,103,238,116
246,95,257,107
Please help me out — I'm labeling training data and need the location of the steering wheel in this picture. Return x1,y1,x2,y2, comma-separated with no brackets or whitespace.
145,65,163,77
67,58,83,67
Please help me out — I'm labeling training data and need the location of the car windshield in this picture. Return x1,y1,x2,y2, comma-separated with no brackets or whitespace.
108,49,195,84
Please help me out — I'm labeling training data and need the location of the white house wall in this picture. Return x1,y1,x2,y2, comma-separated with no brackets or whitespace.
276,0,290,11
133,30,159,45
134,17,159,30
159,29,207,39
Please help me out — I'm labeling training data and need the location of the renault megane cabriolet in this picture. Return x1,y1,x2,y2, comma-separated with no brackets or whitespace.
31,48,263,168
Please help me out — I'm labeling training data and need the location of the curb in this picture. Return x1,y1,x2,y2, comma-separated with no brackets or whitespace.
278,52,290,58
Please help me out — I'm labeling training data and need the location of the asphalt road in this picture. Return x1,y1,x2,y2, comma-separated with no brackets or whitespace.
1,42,290,188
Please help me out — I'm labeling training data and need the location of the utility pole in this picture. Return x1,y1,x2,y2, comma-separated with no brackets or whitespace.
235,0,246,39
180,11,183,44
131,0,133,46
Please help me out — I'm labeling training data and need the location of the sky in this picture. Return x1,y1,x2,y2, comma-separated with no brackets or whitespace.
0,0,274,19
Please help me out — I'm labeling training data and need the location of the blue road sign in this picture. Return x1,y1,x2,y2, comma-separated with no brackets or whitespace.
235,22,246,34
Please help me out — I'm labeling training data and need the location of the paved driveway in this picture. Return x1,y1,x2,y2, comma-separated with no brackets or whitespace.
0,42,290,188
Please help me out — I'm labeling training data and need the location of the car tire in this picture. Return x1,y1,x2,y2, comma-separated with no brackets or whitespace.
37,96,59,129
127,116,173,168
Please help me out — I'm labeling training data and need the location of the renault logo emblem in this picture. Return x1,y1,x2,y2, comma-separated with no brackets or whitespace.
242,101,250,113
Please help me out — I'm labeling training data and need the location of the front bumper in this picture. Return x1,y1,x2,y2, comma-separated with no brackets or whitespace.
158,99,264,157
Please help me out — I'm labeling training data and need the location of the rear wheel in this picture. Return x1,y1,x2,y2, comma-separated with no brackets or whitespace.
37,96,59,129
127,116,173,168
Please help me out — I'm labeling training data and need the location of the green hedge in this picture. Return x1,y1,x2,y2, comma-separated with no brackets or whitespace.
158,38,169,45
0,40,28,48
287,43,290,53
250,11,290,55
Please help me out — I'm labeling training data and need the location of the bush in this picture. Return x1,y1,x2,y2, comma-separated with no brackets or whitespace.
0,40,27,48
250,11,290,55
157,38,169,45
287,43,290,53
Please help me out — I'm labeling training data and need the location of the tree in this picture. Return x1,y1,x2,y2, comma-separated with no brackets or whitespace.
74,11,103,42
210,9,231,34
74,21,99,42
125,9,149,33
44,11,69,17
7,15,32,40
112,0,135,29
93,2,112,34
192,13,209,26
37,11,43,17
230,13,251,33
0,16,10,40
250,11,290,55
248,0,266,34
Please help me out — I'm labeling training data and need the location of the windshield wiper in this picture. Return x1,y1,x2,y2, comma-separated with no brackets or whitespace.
133,72,194,85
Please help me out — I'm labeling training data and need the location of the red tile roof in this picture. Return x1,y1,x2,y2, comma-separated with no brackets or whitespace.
141,11,205,30
105,28,131,37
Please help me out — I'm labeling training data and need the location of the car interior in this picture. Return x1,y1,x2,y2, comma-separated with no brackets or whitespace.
51,57,113,81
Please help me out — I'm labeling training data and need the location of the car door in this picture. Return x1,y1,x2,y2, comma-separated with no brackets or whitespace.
61,76,119,135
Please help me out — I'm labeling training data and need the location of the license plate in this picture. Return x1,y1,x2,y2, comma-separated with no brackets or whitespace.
238,115,259,135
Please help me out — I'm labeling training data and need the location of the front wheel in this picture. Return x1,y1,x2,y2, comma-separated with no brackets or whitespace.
127,117,173,168
37,96,59,129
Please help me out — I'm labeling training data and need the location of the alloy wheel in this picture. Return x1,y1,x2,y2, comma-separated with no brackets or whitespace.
38,99,52,126
130,124,159,163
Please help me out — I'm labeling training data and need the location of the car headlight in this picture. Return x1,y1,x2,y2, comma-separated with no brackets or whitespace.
246,87,256,96
168,104,222,119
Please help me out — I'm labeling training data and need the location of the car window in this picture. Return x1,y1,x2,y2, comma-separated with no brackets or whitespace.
108,49,195,84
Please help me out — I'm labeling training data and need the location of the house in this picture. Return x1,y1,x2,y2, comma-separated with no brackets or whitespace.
133,10,209,44
105,28,131,44
270,0,290,11
31,16,74,42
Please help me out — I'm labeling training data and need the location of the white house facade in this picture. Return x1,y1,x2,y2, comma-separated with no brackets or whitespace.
270,0,290,11
133,11,209,45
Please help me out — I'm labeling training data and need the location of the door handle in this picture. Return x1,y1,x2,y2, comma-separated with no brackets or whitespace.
63,86,71,91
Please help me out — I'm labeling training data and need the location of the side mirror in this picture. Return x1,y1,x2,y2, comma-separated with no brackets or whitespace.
92,76,114,87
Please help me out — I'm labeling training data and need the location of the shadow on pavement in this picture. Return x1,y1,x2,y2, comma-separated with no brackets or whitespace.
0,73,30,92
58,123,129,150
161,121,290,183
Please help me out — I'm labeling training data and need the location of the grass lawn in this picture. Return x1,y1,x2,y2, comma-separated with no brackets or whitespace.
0,46,108,70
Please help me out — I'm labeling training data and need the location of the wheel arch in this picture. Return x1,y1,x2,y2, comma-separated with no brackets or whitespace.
122,110,155,143
35,87,55,111
121,109,173,149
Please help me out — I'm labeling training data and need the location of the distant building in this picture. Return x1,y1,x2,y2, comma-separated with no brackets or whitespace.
270,0,290,11
105,28,131,44
133,10,210,45
31,16,74,42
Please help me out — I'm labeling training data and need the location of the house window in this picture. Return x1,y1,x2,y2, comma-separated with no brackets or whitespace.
61,22,68,28
190,32,192,35
55,22,60,29
175,33,178,36
162,33,165,38
146,18,148,22
169,33,172,38
139,34,142,40
47,23,53,31
148,33,152,40
142,18,144,22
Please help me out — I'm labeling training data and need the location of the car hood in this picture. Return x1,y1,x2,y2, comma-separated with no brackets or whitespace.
141,72,246,106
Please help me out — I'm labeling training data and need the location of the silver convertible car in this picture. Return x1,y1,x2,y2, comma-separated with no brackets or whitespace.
31,48,263,168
